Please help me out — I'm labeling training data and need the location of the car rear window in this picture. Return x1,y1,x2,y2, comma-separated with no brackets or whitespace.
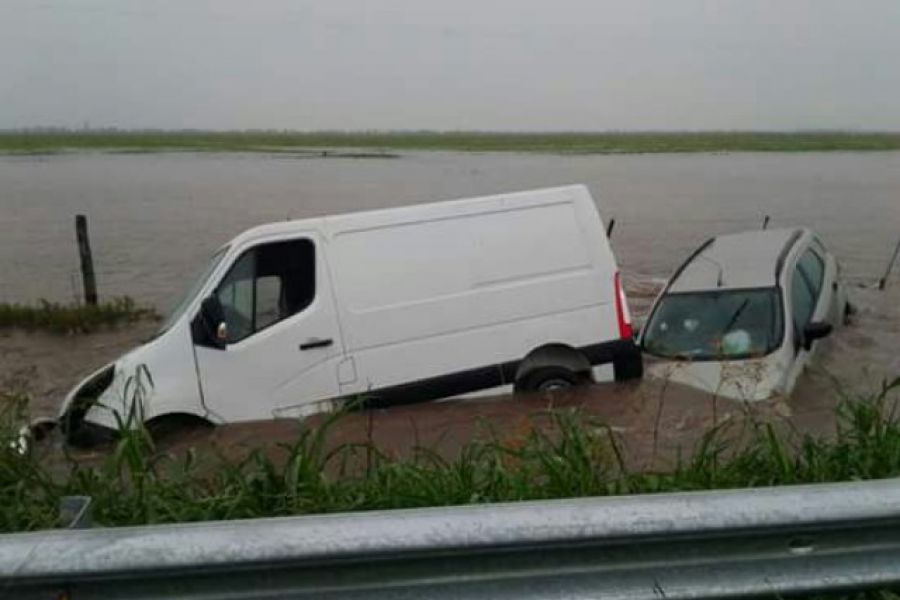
642,287,783,360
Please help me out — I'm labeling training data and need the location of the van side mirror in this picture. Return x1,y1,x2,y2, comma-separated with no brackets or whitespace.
802,321,832,351
194,296,227,349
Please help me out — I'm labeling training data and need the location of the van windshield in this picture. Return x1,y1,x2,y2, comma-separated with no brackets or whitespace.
156,247,228,336
641,288,783,360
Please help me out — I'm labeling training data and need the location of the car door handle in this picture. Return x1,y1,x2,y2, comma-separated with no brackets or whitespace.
300,338,333,350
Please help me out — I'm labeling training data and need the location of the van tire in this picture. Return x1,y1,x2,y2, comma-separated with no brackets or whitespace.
515,367,583,394
146,414,213,443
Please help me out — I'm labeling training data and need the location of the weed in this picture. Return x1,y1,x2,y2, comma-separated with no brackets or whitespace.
0,377,898,534
0,297,157,334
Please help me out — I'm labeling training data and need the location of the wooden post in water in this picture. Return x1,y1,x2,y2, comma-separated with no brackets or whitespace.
762,215,771,230
75,214,98,305
879,236,900,290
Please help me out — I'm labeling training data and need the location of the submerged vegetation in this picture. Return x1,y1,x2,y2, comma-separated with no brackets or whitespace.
0,297,157,334
0,377,899,533
2,130,900,155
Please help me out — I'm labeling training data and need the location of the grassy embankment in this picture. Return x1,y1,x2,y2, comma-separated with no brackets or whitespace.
1,370,898,533
0,297,157,334
2,130,900,155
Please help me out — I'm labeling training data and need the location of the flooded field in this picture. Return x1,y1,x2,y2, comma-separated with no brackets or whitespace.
2,151,899,309
2,150,900,466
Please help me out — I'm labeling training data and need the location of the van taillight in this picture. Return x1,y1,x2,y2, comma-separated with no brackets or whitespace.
614,272,634,340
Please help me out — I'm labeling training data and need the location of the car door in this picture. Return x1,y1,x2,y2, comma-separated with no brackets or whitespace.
783,247,830,391
193,234,344,422
799,246,834,329
811,237,845,325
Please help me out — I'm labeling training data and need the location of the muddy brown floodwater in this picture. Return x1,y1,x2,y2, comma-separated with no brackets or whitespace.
1,150,899,467
4,283,898,471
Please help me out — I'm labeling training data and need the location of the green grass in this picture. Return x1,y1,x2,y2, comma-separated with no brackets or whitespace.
0,297,158,334
2,130,900,155
1,376,899,533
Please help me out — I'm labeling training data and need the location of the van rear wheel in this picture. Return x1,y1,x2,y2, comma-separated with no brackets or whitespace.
515,367,583,394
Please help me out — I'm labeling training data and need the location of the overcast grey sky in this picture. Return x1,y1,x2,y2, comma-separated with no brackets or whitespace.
1,0,898,131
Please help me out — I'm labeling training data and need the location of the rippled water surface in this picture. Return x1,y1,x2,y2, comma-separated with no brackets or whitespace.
1,151,899,310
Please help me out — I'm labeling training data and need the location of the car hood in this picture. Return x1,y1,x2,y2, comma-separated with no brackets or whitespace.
643,355,783,402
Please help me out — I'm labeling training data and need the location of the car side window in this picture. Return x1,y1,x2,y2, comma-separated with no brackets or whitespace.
797,249,825,299
790,266,815,349
215,239,315,343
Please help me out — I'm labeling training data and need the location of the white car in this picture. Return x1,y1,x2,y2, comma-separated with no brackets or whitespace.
639,228,848,401
55,185,642,446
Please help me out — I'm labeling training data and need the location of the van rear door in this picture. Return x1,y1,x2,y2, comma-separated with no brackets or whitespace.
193,233,344,421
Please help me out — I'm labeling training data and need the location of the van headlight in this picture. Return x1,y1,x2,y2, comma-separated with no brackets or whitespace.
13,417,58,455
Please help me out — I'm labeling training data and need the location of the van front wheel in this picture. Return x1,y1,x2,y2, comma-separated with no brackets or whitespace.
146,414,214,443
515,367,583,394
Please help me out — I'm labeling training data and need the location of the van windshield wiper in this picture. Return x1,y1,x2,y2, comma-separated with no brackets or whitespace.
723,299,750,332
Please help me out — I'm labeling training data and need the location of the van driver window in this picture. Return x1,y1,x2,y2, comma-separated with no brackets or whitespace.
215,239,315,343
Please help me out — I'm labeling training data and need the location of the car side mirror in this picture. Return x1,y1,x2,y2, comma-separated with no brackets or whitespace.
802,321,832,351
195,295,227,349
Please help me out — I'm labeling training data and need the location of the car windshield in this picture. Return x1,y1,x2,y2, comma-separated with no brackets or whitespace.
642,288,783,360
155,247,228,336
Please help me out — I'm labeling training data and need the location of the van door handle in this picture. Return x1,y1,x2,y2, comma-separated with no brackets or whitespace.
300,338,333,350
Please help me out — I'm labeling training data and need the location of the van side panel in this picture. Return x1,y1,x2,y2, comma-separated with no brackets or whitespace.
328,186,620,395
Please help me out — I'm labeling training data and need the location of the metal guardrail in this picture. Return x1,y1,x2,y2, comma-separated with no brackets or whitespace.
3,478,900,599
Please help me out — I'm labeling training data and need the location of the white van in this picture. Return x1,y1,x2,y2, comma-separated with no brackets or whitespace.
58,185,641,445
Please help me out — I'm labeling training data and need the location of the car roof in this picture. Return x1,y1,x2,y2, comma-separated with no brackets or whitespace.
668,228,805,293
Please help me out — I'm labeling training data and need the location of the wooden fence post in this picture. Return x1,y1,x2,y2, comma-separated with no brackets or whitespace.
75,214,98,305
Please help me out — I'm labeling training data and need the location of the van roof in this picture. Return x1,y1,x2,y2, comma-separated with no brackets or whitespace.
668,228,805,293
225,184,596,249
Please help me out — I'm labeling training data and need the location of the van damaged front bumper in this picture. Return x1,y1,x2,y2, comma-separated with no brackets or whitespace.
58,363,120,448
61,415,119,448
15,410,118,455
